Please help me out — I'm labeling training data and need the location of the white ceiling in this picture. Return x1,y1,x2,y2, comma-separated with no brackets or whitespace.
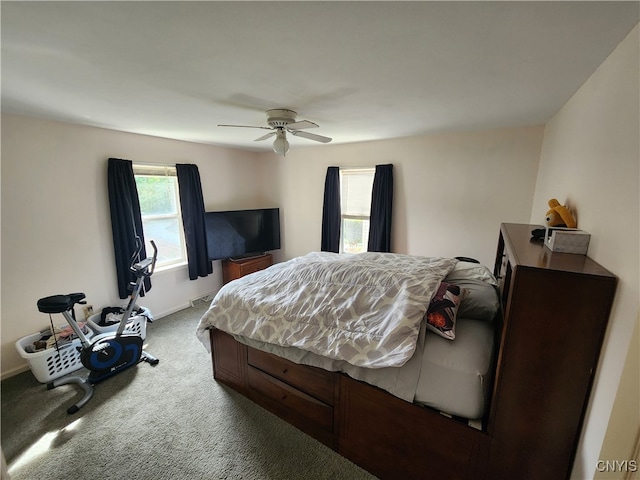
2,1,638,152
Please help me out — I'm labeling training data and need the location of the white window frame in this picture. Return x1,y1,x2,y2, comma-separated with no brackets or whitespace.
133,163,188,270
339,167,375,254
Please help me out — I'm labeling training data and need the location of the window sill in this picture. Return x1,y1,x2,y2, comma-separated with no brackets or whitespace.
153,261,188,275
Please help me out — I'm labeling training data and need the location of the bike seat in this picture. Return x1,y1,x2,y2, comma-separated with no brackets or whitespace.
37,293,86,314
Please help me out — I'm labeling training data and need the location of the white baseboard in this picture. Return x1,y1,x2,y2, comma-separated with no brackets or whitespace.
1,364,30,381
152,303,194,320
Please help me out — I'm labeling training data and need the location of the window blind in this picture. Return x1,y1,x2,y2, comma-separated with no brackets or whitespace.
340,168,375,217
132,164,177,177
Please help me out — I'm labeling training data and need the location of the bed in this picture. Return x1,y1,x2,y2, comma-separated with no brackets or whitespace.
196,252,501,477
197,253,499,421
196,224,617,480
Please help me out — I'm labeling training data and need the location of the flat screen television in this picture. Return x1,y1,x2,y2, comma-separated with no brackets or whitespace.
204,208,281,261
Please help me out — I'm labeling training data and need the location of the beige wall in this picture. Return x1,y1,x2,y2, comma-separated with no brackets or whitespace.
0,115,267,377
595,314,639,480
262,126,543,267
530,24,639,480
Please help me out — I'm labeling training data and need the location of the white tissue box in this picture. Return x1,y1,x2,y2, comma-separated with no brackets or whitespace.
544,228,590,254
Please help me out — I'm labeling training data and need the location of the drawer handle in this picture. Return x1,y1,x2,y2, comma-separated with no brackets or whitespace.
282,368,288,374
281,394,287,401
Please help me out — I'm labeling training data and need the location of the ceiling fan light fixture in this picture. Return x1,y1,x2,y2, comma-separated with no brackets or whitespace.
272,129,290,156
219,108,331,152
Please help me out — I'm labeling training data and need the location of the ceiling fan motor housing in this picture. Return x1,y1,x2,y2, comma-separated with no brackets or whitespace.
266,109,297,128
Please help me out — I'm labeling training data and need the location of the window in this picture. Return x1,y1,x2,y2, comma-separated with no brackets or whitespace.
133,164,187,269
339,168,375,253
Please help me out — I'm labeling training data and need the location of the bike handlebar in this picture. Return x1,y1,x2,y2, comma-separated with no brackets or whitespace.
130,238,158,278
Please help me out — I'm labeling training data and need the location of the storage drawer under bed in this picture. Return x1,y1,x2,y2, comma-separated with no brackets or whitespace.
248,348,335,404
246,347,338,448
247,366,334,430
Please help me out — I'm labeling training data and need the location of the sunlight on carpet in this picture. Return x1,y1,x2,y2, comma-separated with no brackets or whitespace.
8,418,82,475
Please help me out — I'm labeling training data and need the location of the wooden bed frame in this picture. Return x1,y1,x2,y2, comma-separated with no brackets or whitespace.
207,224,617,480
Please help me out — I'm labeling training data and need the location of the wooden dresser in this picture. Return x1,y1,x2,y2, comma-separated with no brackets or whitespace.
486,223,617,479
221,253,273,284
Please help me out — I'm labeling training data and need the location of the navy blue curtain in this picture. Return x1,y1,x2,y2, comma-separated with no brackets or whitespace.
107,158,151,299
321,166,341,253
176,164,212,280
367,164,393,253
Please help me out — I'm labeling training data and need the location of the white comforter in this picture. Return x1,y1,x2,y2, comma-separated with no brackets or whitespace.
196,252,456,369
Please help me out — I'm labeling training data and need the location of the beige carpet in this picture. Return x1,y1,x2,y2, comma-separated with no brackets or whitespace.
1,304,376,480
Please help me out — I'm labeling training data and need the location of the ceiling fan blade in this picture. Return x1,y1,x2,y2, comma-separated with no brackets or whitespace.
218,124,273,130
289,130,332,144
254,131,277,142
286,120,318,130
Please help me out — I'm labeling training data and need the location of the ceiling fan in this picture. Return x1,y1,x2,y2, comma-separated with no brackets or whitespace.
218,109,332,155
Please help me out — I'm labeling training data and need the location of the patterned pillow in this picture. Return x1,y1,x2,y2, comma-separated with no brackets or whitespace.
425,282,467,340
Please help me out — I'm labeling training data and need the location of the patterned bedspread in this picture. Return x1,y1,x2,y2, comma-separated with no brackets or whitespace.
196,252,456,368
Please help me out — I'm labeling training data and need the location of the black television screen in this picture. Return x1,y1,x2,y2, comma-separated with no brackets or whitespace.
204,208,281,261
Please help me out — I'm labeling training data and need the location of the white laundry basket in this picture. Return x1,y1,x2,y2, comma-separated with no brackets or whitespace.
16,329,93,383
87,307,150,339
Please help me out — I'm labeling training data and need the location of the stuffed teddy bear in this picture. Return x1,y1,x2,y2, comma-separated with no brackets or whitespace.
545,198,577,228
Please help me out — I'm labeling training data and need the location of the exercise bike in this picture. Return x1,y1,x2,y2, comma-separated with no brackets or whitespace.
37,238,159,414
